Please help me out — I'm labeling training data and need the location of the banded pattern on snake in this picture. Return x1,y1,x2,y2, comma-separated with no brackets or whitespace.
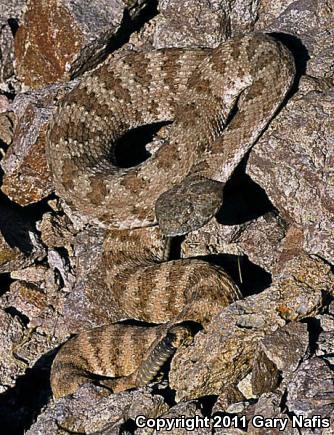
47,33,295,398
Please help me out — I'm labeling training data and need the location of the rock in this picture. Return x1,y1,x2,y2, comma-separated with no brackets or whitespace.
0,0,25,94
237,373,256,400
61,226,123,333
0,198,45,273
213,387,246,413
0,230,29,273
233,213,286,274
252,321,309,395
286,357,334,420
182,213,286,274
272,225,305,275
0,0,26,19
27,384,169,435
0,23,17,93
1,82,75,205
154,0,229,49
3,280,47,321
316,331,334,362
247,85,334,264
0,111,14,151
169,255,333,401
0,309,25,392
136,400,209,435
14,0,149,89
38,213,75,250
255,0,334,79
256,0,297,28
248,392,299,435
154,0,260,49
317,313,334,332
1,257,69,341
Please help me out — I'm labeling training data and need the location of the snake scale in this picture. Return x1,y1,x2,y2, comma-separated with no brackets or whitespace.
47,33,295,399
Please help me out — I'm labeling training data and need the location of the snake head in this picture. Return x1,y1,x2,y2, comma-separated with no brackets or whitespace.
155,175,225,236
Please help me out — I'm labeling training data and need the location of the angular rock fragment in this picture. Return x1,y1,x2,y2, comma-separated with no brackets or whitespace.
247,392,298,435
0,230,28,273
0,308,25,391
14,0,149,88
1,82,75,205
0,0,26,93
182,212,286,275
154,0,229,49
136,400,209,435
38,213,75,250
0,111,14,152
255,0,334,79
169,255,333,400
286,357,334,419
61,226,123,332
252,321,309,395
26,384,169,435
247,85,334,264
0,199,44,272
316,331,334,362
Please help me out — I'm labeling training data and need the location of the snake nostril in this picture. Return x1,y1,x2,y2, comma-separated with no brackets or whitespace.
112,121,172,168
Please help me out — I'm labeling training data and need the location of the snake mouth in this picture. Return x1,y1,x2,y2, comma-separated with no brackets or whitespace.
111,121,173,169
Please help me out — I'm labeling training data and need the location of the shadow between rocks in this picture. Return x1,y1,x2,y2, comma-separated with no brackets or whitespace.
0,349,55,435
217,158,275,226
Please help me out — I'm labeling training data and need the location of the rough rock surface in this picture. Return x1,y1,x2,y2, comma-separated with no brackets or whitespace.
182,212,287,274
0,0,26,93
255,0,334,79
27,384,170,435
154,0,229,49
251,321,309,395
1,82,75,205
0,309,25,392
247,391,299,434
0,0,334,433
247,82,334,264
14,0,149,89
169,255,333,400
286,357,334,419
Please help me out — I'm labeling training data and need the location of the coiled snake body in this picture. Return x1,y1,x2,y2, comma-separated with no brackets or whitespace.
47,33,295,398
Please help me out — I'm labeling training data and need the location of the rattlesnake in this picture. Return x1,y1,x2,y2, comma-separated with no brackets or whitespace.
47,33,295,399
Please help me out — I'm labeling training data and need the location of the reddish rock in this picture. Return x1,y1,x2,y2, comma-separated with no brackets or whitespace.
14,0,146,89
1,83,74,205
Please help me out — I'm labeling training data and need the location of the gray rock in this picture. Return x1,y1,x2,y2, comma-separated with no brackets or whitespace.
0,0,26,19
0,0,26,93
182,213,286,274
252,321,309,395
27,384,169,435
169,255,333,401
256,0,334,79
0,308,25,392
316,331,334,361
248,392,298,434
317,313,334,332
154,0,229,49
286,357,334,419
136,400,209,435
247,84,334,264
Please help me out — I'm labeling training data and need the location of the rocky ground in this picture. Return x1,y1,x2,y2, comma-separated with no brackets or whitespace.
0,0,333,434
